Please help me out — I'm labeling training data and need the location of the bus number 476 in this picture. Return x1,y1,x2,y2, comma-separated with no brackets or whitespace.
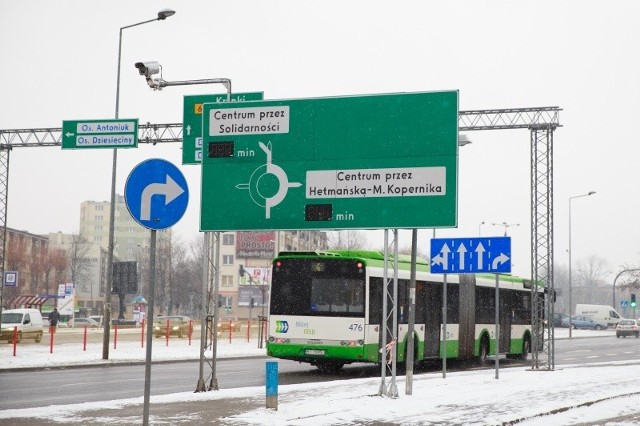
349,324,363,332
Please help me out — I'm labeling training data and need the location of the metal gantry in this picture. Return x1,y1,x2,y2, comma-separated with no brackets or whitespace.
0,105,561,379
459,108,561,370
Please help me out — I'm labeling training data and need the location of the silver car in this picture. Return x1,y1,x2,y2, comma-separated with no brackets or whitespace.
561,315,608,330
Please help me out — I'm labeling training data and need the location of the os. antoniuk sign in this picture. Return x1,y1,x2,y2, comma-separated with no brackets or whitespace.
201,91,458,231
62,119,139,149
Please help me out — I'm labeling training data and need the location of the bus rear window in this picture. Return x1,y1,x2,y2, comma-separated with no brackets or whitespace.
271,258,365,317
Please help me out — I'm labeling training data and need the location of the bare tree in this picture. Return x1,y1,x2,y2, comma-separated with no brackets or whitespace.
170,236,201,316
43,248,68,296
575,254,610,287
67,234,93,291
327,230,369,250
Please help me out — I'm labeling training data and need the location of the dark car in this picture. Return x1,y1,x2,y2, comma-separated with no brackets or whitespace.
72,318,100,329
616,319,639,338
561,315,608,330
217,316,241,333
553,313,570,327
153,315,191,338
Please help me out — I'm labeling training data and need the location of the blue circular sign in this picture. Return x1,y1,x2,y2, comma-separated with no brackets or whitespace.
125,159,189,230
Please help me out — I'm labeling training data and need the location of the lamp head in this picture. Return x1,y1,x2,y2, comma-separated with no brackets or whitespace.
157,9,176,20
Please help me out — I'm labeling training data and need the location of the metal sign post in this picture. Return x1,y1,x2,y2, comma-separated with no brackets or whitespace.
124,159,189,425
430,236,512,380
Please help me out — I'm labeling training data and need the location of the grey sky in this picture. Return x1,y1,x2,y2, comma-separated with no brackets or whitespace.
1,0,639,280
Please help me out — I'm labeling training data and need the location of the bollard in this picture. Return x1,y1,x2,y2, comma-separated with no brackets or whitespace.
114,324,118,350
188,320,193,346
49,325,55,354
12,326,18,356
83,326,88,351
266,361,278,410
141,319,145,348
165,318,170,346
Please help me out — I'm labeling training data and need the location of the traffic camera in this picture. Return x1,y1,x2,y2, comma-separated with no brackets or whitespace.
134,61,160,77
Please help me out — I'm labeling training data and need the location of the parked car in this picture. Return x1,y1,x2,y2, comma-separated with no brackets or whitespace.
561,315,608,330
153,315,191,338
0,308,44,343
616,319,639,338
553,313,570,327
217,316,241,333
72,318,100,329
89,315,104,326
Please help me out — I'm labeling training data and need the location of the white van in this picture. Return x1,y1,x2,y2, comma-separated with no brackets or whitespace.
575,304,623,327
0,308,44,343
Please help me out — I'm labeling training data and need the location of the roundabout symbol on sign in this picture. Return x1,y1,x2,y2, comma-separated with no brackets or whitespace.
235,141,302,219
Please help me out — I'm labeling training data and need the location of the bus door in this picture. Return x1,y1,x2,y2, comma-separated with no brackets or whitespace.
499,289,512,353
423,283,442,357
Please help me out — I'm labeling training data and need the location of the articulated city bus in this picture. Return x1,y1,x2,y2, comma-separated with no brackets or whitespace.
267,250,539,373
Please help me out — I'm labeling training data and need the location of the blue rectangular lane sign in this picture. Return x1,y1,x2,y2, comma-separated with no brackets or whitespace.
430,237,511,274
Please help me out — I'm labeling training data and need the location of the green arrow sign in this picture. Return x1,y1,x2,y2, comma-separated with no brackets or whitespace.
201,91,458,231
182,92,264,164
62,119,138,149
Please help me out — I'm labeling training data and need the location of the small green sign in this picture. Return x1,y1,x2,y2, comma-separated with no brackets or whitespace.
182,92,264,164
62,119,138,149
201,91,459,231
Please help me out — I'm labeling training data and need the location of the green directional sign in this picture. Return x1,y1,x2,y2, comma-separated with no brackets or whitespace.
61,119,138,149
201,91,458,231
182,92,264,164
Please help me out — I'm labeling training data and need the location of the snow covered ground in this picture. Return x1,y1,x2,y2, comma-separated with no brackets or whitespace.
2,327,640,425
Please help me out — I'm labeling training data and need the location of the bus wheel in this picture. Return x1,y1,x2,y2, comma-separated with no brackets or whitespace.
478,336,490,365
316,360,344,374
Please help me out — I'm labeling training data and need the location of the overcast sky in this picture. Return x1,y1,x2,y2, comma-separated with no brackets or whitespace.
1,1,639,280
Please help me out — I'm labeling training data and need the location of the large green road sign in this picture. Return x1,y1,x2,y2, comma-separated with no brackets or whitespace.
201,91,458,231
62,119,138,149
182,92,264,164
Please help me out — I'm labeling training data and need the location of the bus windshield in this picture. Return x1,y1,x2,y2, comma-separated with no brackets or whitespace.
271,258,365,317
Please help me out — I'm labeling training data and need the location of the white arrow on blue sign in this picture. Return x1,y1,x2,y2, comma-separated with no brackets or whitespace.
125,159,189,230
430,236,511,274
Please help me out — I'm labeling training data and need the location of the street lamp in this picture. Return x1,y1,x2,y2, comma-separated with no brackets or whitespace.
104,8,175,362
491,221,520,236
568,191,596,337
132,65,231,396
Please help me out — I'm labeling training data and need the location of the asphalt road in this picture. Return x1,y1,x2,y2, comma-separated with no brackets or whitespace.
0,332,633,411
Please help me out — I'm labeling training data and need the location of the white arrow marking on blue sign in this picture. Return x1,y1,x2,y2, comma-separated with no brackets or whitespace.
457,243,467,270
140,175,185,221
492,253,510,270
476,242,486,269
431,243,451,270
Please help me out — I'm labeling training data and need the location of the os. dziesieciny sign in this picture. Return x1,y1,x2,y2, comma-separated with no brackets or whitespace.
200,91,459,231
